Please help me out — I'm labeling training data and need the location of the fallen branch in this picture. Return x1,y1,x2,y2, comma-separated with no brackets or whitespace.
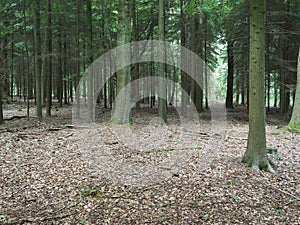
4,116,27,121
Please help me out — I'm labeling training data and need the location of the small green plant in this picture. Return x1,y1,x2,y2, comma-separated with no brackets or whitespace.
266,146,278,154
202,214,209,220
226,180,236,186
79,187,102,199
275,209,285,215
231,195,240,201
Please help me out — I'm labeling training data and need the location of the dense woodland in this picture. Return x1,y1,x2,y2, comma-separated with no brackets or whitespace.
0,0,300,224
0,0,299,116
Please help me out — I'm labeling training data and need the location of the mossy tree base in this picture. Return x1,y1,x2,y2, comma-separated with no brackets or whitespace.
242,155,275,173
109,117,133,125
279,123,300,134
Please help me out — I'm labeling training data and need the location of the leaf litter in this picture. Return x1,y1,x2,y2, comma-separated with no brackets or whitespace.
0,104,299,224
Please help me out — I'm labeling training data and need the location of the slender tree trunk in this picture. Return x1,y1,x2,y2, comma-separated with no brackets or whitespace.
33,0,43,121
242,0,274,172
226,40,234,108
158,0,167,123
180,0,187,115
86,0,94,121
75,0,81,117
23,0,30,120
204,19,209,109
194,14,204,113
132,0,140,110
57,16,63,108
46,0,52,117
274,76,278,107
10,29,14,100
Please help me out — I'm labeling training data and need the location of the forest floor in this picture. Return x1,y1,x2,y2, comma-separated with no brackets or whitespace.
0,101,299,224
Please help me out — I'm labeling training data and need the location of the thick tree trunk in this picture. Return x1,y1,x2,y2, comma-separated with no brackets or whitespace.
242,0,274,173
0,89,3,124
111,0,131,124
288,46,300,128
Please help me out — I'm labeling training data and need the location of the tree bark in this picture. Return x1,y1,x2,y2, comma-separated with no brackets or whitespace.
86,0,94,121
45,0,52,117
33,0,43,121
158,0,167,123
288,46,300,128
242,0,274,172
110,0,131,124
225,40,234,109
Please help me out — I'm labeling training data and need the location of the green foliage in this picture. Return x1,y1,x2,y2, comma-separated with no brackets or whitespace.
183,0,201,16
63,74,77,82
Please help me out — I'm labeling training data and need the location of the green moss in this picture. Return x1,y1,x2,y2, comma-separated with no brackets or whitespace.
278,123,300,134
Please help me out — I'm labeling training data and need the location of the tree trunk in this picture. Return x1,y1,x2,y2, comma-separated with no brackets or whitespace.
194,14,204,113
132,0,140,110
288,46,300,128
110,0,131,124
46,0,52,117
158,0,167,123
86,0,94,121
180,0,187,115
75,0,81,118
226,40,234,109
0,86,3,124
242,0,274,173
33,0,43,121
57,16,63,108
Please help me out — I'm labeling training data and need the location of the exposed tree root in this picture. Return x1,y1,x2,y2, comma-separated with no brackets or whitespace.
278,124,300,134
242,157,276,173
